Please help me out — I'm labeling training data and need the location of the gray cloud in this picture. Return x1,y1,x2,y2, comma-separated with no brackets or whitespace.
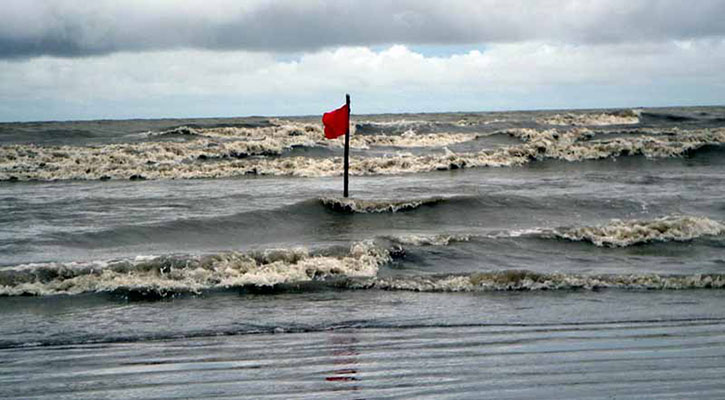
2,0,725,59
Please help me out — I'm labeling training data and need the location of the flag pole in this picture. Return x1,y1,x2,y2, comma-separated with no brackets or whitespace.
343,94,350,198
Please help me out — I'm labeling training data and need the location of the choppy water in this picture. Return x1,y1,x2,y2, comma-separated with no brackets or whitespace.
1,106,725,399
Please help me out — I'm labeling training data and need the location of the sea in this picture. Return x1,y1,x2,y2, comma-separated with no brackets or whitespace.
1,106,724,399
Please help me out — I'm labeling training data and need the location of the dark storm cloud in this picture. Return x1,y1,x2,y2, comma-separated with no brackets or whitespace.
2,0,724,59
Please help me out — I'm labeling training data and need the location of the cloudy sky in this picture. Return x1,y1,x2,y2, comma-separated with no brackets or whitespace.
1,0,724,122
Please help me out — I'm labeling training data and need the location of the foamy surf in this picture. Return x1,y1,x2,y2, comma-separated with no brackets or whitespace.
319,196,445,213
0,242,389,296
376,214,724,249
538,110,640,126
150,121,475,149
4,257,724,297
148,120,324,141
386,233,472,246
349,131,479,149
355,270,725,292
551,216,725,247
383,216,725,248
354,119,435,133
506,127,725,161
1,126,723,181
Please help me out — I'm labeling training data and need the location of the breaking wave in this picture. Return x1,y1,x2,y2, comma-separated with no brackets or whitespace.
0,242,389,296
505,127,724,161
538,110,640,126
1,127,723,181
551,216,725,247
149,120,323,141
3,223,724,297
320,196,446,213
150,121,480,150
356,271,725,292
378,215,724,249
383,216,725,248
0,122,323,180
5,255,725,297
354,120,436,134
349,131,479,149
386,233,472,246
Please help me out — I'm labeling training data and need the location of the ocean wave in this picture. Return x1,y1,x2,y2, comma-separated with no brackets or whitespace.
354,270,725,292
4,230,725,297
382,215,724,248
348,130,479,149
6,259,724,298
506,127,725,161
2,127,722,181
551,216,725,247
386,233,472,246
595,127,685,136
0,136,317,180
0,242,389,296
149,120,324,141
320,196,445,213
454,118,509,127
538,110,640,126
354,120,435,134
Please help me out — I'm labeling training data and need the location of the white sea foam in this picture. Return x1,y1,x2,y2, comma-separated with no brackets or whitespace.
355,120,435,131
3,228,724,296
1,127,722,181
348,131,478,149
150,121,325,141
538,110,640,126
552,216,725,247
355,271,725,292
385,216,723,248
0,137,310,180
453,118,508,126
0,242,389,296
387,234,471,246
506,127,724,161
320,196,445,213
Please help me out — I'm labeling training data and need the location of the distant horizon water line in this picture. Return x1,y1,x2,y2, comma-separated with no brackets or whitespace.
2,103,724,124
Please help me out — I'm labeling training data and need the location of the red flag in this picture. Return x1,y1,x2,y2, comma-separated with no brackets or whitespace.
322,104,349,139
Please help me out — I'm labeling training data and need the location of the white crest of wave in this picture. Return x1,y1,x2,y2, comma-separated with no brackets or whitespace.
0,242,389,296
150,120,324,141
538,110,640,126
388,234,471,246
1,126,723,181
507,127,724,161
355,119,434,130
0,122,323,180
348,130,478,149
319,196,445,213
553,216,725,247
152,120,480,150
357,271,725,292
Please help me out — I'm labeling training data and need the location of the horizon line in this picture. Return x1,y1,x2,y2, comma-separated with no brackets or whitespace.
1,103,723,125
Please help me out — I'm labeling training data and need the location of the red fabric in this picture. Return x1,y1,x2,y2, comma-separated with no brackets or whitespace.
322,104,349,139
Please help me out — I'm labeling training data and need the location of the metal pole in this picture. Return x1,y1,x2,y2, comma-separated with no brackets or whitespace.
343,94,350,198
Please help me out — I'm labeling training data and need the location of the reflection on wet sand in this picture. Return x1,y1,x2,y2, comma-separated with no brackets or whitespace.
325,331,362,395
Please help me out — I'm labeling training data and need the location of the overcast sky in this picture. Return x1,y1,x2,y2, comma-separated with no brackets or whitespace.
1,0,724,121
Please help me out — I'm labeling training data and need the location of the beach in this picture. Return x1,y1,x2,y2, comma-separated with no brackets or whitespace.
1,106,725,398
